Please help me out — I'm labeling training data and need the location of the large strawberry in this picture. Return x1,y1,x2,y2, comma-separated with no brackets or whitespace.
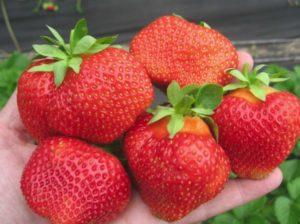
21,136,131,224
213,65,300,179
130,15,238,88
124,82,230,221
17,19,153,144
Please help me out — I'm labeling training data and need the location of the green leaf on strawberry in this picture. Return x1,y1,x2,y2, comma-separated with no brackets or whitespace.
149,106,174,124
202,116,219,141
195,83,223,109
53,60,68,86
46,25,67,50
149,81,223,139
167,113,184,138
29,18,118,87
224,63,289,101
167,81,183,106
70,18,88,51
68,57,82,73
199,21,211,28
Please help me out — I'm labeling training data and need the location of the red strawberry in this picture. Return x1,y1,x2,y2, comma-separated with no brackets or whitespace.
21,136,131,224
17,19,153,144
43,2,58,11
213,65,300,179
124,82,230,221
130,15,238,88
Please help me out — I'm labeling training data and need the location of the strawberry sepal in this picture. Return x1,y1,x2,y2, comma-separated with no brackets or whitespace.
149,81,223,139
224,64,289,101
29,19,118,87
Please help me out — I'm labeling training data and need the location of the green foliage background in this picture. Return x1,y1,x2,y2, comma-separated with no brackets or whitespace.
0,52,29,107
0,53,299,224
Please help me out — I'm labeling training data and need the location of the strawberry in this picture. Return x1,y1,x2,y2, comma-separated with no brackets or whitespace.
17,19,153,144
21,136,131,224
43,2,59,11
124,82,230,221
130,15,238,88
213,65,300,179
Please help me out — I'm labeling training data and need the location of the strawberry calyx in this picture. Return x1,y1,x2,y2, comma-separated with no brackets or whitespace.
171,14,211,29
199,21,211,28
148,81,223,139
224,64,289,101
28,18,118,87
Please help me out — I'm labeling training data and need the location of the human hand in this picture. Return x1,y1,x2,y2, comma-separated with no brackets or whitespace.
0,51,282,224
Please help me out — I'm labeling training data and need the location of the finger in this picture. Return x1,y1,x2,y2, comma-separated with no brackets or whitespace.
176,168,283,224
237,50,254,71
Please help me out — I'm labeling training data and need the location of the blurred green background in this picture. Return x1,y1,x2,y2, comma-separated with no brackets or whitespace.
1,0,300,223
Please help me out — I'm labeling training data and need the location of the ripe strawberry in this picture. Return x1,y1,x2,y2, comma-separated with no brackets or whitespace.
124,82,230,221
17,19,153,144
130,15,238,88
213,65,300,179
21,136,131,224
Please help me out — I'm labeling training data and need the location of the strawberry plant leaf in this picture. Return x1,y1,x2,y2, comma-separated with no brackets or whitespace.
212,213,238,224
249,83,266,101
0,53,30,108
256,72,270,85
274,196,297,224
149,106,174,124
70,18,88,51
29,63,54,72
68,57,82,73
287,177,300,200
167,113,184,138
293,141,300,156
195,84,223,110
223,83,247,92
280,160,300,182
53,60,68,86
33,44,67,60
246,215,269,224
73,35,97,55
167,81,183,106
233,197,267,219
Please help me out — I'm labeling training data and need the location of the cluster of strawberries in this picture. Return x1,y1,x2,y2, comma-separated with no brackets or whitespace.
17,15,300,223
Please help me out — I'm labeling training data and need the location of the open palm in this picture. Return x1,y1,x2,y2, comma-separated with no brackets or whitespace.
0,51,283,224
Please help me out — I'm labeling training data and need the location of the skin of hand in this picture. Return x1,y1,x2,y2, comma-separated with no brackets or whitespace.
0,51,282,224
